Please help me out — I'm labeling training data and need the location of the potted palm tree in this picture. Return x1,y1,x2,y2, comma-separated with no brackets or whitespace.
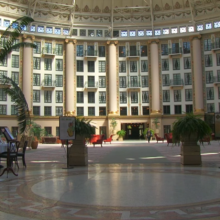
172,113,212,165
116,129,126,141
68,117,95,166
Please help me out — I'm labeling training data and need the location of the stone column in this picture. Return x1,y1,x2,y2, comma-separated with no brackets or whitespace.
23,35,34,112
149,41,160,115
65,39,76,116
107,40,118,115
192,35,204,113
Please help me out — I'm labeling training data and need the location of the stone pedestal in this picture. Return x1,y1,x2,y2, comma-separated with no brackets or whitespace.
68,137,88,166
181,143,201,165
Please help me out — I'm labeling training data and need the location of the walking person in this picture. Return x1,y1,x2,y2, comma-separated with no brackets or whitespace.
146,128,152,143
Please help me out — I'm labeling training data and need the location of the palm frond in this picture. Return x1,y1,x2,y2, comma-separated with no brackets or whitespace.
2,75,30,134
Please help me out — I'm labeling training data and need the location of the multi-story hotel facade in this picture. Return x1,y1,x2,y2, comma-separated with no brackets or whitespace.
0,0,220,139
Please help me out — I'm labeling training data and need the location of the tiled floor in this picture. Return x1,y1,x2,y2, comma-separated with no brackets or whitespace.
0,140,220,220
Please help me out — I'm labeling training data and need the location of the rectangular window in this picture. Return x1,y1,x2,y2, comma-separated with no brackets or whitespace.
33,57,41,70
11,72,19,85
77,107,84,116
141,45,147,57
183,42,190,54
33,74,40,86
99,76,106,88
207,103,214,112
142,91,149,103
163,105,170,115
77,76,84,87
12,55,19,68
172,43,180,53
130,76,139,87
185,89,192,101
141,60,148,72
131,92,138,103
206,71,213,83
11,105,18,115
184,73,192,85
205,55,212,67
12,39,19,52
99,107,106,116
33,42,41,54
99,92,106,103
44,91,52,103
131,107,138,115
44,43,52,54
162,74,170,86
88,76,95,87
173,74,181,85
44,127,52,136
120,76,127,88
161,44,168,55
33,106,40,116
218,87,220,99
77,45,84,57
56,75,63,87
162,59,169,71
207,87,214,100
174,105,182,114
55,44,63,56
120,107,127,116
56,59,63,71
130,61,137,72
44,107,52,116
186,104,193,113
98,46,105,57
88,61,95,72
87,46,95,56
99,61,106,72
204,39,211,51
0,58,7,67
44,58,52,70
56,127,59,136
119,46,126,57
143,106,149,115
88,92,95,103
56,107,63,116
77,60,83,72
184,57,191,69
88,107,95,116
77,92,84,103
33,90,40,102
119,61,126,73
0,70,7,79
0,89,7,101
141,76,148,87
217,53,220,66
0,105,7,115
120,92,127,104
56,91,63,103
163,90,170,102
173,58,180,70
174,90,181,102
44,74,52,86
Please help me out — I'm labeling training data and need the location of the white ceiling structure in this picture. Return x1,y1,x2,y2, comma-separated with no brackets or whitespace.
0,0,220,30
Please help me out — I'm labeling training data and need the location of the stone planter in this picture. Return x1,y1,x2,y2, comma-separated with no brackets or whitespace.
68,136,88,166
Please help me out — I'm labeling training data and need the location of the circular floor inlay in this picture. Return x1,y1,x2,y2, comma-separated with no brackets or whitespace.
32,172,220,207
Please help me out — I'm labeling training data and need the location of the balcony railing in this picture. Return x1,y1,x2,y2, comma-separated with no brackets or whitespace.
211,42,220,51
170,79,184,87
213,76,220,85
84,50,98,57
41,79,56,89
84,81,99,89
42,47,56,56
127,80,141,89
126,50,140,57
168,47,182,55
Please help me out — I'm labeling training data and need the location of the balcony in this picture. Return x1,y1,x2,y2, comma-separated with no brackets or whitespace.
41,79,56,90
126,50,140,59
213,76,220,86
84,81,99,90
127,80,141,91
42,47,56,57
211,42,220,52
84,50,98,59
170,79,184,89
168,47,182,57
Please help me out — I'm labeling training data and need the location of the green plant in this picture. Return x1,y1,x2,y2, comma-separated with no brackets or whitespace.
116,129,126,138
152,117,160,129
172,113,212,142
28,121,46,141
143,128,154,138
75,117,96,138
110,118,117,131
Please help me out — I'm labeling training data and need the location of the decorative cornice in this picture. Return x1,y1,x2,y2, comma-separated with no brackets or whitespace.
107,41,118,45
189,34,202,41
65,39,77,44
23,34,35,40
65,111,75,116
148,39,160,44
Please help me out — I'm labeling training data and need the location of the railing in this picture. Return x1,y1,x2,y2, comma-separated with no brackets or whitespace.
84,50,98,56
42,47,56,55
127,80,141,88
41,79,56,87
212,42,220,50
126,50,140,57
84,81,99,89
213,76,220,83
168,47,182,55
170,79,184,86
